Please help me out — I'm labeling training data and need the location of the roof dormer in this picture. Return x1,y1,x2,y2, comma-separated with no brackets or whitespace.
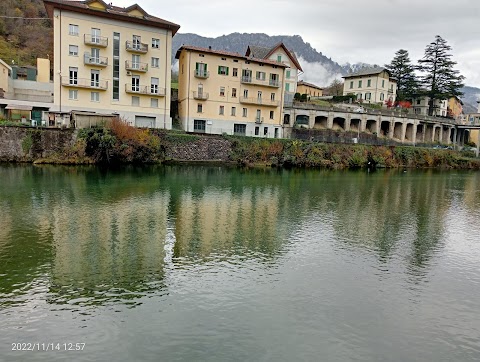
85,0,108,11
124,4,148,18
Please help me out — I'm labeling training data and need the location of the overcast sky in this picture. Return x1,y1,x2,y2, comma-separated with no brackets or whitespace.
114,0,480,87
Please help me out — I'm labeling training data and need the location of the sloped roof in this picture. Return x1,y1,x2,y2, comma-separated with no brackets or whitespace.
175,45,287,68
297,80,323,90
342,67,391,78
0,58,12,71
245,42,303,72
43,0,180,35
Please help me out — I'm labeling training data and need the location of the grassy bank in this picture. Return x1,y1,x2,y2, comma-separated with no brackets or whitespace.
8,122,479,170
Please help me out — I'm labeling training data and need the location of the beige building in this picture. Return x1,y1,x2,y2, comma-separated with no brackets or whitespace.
176,45,287,138
0,59,12,96
43,0,180,128
411,96,448,117
342,67,397,105
297,80,323,98
245,43,302,106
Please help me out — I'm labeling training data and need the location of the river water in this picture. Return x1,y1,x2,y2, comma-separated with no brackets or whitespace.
0,165,479,361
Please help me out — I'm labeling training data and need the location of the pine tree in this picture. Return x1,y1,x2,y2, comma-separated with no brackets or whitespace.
417,35,464,116
384,49,418,101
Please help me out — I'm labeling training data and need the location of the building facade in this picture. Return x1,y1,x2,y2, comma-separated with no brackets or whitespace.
245,43,302,106
297,80,323,98
43,0,179,128
342,67,397,105
448,96,463,119
176,45,286,138
411,96,448,117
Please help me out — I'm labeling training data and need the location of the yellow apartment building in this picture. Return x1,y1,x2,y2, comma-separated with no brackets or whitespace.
342,67,397,105
43,0,180,128
297,80,323,97
176,46,287,138
245,43,303,106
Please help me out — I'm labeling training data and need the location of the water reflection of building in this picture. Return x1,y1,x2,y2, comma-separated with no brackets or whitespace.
172,186,281,258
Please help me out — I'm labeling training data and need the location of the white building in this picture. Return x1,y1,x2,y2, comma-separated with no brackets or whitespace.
342,67,397,105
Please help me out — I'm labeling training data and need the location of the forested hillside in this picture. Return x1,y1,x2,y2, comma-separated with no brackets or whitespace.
0,0,52,66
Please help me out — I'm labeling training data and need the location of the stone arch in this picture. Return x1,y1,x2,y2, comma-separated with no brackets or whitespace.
380,120,390,137
283,114,291,125
405,123,415,142
434,126,441,142
393,121,403,140
295,114,309,128
425,124,434,142
366,119,377,134
314,115,328,129
416,124,425,142
332,117,345,131
350,118,361,132
442,125,451,143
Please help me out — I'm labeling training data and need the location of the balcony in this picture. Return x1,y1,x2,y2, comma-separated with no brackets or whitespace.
194,69,209,79
84,53,108,67
125,84,165,96
241,76,280,88
84,34,108,47
126,40,148,53
255,117,264,124
193,91,209,100
240,97,279,107
125,60,148,72
61,76,108,90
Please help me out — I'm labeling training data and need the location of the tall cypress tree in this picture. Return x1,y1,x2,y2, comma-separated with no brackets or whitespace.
385,49,418,101
417,35,464,116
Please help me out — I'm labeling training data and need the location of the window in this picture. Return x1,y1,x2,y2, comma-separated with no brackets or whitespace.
234,124,246,135
132,75,140,92
365,92,371,100
231,107,236,116
132,54,140,69
242,69,252,82
133,35,141,50
270,73,279,86
380,93,384,101
416,99,421,105
285,83,290,92
256,109,261,121
197,104,203,113
132,96,140,106
367,79,371,87
218,66,229,75
151,77,159,94
220,87,225,96
270,111,274,119
232,88,237,98
152,38,160,49
350,81,354,89
151,98,158,108
242,108,247,117
357,93,362,100
91,48,100,63
233,68,238,77
255,126,259,136
195,62,207,77
91,28,101,43
151,57,159,68
91,70,100,87
286,70,291,79
113,32,120,101
243,89,248,98
274,128,279,138
91,92,99,102
194,120,206,132
256,71,266,81
277,55,282,62
264,127,268,136
69,67,78,85
68,89,78,100
382,80,385,88
69,45,78,56
358,80,362,88
219,105,224,115
257,91,262,100
69,24,79,36
271,93,275,101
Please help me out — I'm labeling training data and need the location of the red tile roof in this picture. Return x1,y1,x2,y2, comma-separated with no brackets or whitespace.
175,45,287,68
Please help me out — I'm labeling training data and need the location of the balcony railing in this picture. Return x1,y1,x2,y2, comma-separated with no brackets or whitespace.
125,60,148,72
126,40,148,53
240,97,279,107
84,34,108,47
84,53,108,67
61,76,108,90
241,76,280,88
125,84,165,96
193,91,209,100
255,117,264,124
194,69,209,78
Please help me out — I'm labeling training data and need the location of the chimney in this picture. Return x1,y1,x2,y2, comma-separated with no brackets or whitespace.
477,100,480,113
208,46,212,50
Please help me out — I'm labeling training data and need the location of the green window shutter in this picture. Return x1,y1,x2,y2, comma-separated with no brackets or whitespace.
196,62,200,71
285,83,290,92
286,70,290,79
218,66,221,74
226,67,229,75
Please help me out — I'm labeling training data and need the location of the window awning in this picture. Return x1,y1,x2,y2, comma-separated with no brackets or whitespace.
5,104,33,111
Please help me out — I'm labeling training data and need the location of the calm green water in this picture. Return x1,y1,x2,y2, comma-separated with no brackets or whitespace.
1,165,480,361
